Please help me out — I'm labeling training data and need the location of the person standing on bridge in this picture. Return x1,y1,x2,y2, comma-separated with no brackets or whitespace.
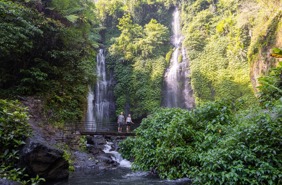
117,112,125,132
126,114,134,133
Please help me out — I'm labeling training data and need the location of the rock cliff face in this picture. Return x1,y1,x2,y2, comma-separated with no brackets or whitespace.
250,52,278,94
19,97,69,181
19,136,69,181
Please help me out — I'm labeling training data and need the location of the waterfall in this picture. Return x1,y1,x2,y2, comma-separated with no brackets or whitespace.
95,49,110,123
86,88,95,130
86,49,115,130
162,8,194,109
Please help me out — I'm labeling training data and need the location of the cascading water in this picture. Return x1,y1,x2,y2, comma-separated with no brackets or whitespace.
86,49,115,130
162,8,194,109
103,142,131,168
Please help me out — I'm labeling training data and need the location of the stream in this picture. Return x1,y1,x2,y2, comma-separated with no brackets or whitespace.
46,142,191,185
48,168,191,185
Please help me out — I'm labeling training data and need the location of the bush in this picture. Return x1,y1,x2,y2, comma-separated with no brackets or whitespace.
0,99,31,165
120,101,235,179
120,100,282,184
192,101,282,184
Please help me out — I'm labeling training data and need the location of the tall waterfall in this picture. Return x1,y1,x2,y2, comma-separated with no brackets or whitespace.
86,49,114,130
162,8,194,109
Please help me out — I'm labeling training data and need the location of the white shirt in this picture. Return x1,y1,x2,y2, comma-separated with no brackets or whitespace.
126,117,132,122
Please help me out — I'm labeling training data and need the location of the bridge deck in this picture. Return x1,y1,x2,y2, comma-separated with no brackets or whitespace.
65,121,139,137
79,131,135,136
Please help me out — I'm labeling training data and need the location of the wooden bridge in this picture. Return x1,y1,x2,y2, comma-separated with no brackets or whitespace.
64,121,137,137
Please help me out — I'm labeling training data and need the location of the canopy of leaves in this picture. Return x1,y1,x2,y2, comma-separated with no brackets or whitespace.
110,15,169,61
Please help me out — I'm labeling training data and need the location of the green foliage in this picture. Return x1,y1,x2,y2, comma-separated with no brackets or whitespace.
0,0,99,122
247,12,281,64
181,0,260,105
0,99,31,165
79,135,87,152
56,143,75,172
165,48,173,64
192,102,282,184
110,15,169,61
113,56,167,118
63,151,75,172
0,99,45,184
257,62,282,106
96,0,173,119
0,0,43,57
271,47,282,58
120,100,282,184
108,9,170,118
131,57,167,117
109,14,143,61
180,0,281,106
120,101,235,179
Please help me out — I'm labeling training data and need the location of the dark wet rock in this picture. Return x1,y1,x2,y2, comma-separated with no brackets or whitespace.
87,145,102,155
19,137,69,181
0,179,21,185
73,151,98,169
93,136,107,147
96,153,118,167
86,136,94,145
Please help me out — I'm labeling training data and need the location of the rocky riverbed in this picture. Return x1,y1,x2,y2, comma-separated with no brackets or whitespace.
18,97,123,183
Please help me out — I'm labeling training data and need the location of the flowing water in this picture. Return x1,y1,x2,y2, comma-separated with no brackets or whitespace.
86,49,115,130
49,168,191,185
163,8,194,109
103,142,132,168
47,143,191,185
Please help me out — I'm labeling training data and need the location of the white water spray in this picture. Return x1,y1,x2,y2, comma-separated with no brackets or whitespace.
103,142,132,168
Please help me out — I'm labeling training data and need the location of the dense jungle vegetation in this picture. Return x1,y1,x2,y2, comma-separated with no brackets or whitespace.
0,0,281,184
0,0,100,124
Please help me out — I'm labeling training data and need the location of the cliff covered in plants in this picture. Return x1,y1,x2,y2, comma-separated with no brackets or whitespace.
181,0,282,104
98,0,282,116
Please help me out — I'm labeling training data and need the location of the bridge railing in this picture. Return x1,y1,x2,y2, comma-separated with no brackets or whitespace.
69,121,139,133
62,120,140,135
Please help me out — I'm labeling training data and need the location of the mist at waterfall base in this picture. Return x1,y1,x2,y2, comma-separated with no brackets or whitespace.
162,8,194,109
49,142,191,185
